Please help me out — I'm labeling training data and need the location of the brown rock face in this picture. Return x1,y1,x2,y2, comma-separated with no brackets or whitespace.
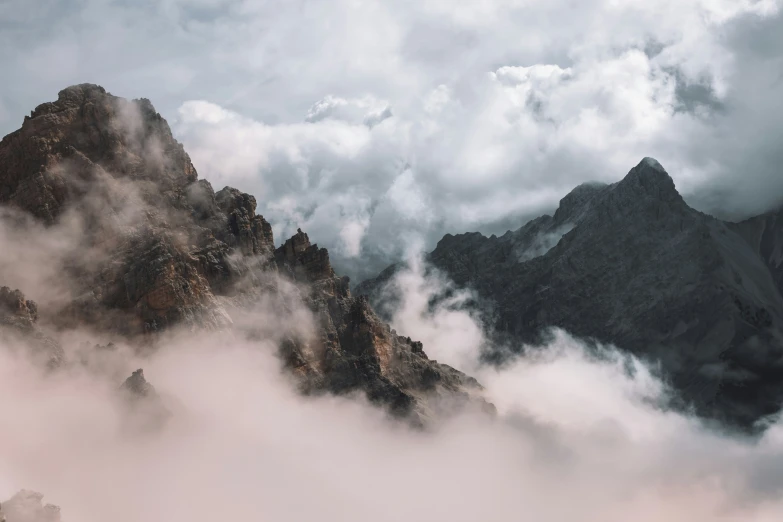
273,230,492,421
0,286,39,327
0,84,196,223
0,84,279,334
0,286,63,366
0,84,490,422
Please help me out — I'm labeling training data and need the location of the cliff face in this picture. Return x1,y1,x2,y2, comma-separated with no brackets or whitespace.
0,286,63,367
0,84,489,423
359,158,783,429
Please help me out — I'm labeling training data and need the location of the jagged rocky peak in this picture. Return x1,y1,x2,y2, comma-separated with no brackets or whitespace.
0,84,259,335
359,156,783,429
216,186,257,216
275,228,337,283
568,156,690,228
27,83,107,119
0,490,61,522
434,231,487,252
270,227,491,422
552,157,679,225
615,156,683,201
214,186,275,256
0,85,492,423
278,228,312,259
118,368,172,432
120,368,156,399
0,83,198,222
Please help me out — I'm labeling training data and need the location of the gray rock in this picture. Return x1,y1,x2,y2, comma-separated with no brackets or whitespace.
360,158,783,430
273,228,494,423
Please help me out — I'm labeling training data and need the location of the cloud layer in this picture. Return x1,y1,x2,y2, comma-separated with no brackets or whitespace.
0,158,780,521
3,6,783,519
1,1,782,275
3,252,783,521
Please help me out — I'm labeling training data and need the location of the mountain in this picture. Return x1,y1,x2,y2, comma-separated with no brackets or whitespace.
0,84,490,425
358,157,783,429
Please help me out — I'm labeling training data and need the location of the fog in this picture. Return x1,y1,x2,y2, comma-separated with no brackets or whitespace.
1,241,783,521
2,6,783,517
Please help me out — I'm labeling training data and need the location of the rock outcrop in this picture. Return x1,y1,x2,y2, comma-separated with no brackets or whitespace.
118,368,172,432
359,158,783,430
0,286,63,366
0,491,60,522
0,84,489,422
273,229,492,422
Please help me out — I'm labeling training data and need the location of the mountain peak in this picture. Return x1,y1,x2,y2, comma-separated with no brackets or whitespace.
618,157,681,201
28,84,111,120
641,156,665,171
57,82,108,100
1,82,197,222
120,369,156,399
553,181,609,224
0,85,491,433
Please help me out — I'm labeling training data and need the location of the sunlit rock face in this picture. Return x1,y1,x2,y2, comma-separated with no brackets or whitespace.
360,157,783,430
0,84,490,425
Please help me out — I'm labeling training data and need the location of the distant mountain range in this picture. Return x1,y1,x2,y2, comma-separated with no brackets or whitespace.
358,157,783,430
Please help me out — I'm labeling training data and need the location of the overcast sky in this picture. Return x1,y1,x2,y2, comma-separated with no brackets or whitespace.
1,0,782,279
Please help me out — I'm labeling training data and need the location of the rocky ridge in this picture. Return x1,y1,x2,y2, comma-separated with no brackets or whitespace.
0,84,490,425
359,157,783,429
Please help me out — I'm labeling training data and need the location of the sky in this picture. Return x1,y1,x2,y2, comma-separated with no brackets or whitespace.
3,4,783,518
1,0,782,279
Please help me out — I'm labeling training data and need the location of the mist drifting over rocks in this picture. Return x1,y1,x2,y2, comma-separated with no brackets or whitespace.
0,85,782,522
360,157,783,432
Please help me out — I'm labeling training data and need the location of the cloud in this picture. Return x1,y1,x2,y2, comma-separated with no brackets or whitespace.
0,170,780,521
1,0,782,276
3,5,783,518
305,95,393,128
173,100,397,264
2,253,783,521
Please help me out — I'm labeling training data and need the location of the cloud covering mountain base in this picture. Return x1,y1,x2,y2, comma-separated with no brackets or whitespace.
2,256,783,522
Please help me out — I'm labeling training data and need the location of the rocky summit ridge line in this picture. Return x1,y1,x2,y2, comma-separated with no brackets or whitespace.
358,156,783,430
0,83,491,428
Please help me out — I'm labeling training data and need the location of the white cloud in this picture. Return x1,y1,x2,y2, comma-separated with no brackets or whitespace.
305,95,393,128
3,2,783,519
2,273,783,521
0,0,781,275
0,157,781,521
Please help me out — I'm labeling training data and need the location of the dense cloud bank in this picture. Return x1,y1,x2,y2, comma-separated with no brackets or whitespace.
2,0,782,277
2,249,783,521
1,2,783,519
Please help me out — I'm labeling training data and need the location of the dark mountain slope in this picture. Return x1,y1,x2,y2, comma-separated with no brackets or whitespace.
359,158,783,428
